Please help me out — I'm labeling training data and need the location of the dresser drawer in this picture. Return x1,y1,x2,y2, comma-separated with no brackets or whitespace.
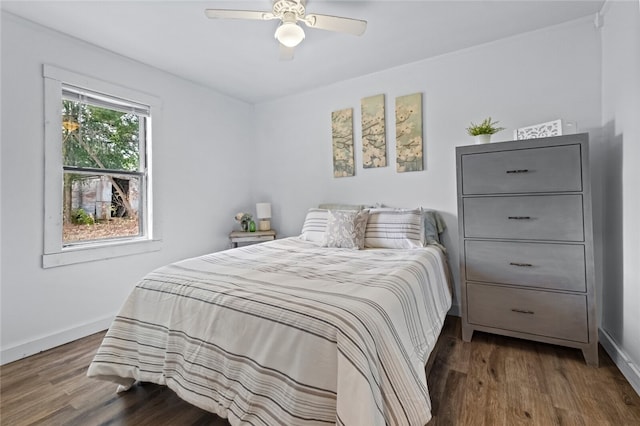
466,283,588,342
461,144,582,195
465,240,586,292
463,195,584,241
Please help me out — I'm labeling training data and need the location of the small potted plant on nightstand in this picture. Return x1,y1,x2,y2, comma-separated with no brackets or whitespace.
466,117,506,144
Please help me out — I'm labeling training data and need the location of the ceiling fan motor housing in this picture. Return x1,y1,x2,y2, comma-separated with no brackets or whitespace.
272,0,306,19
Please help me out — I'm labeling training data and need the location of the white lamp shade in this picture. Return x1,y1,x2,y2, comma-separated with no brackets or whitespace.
274,22,305,47
256,203,272,219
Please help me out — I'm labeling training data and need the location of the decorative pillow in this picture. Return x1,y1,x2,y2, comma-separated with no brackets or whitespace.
299,208,328,242
422,209,446,246
321,210,369,249
364,208,424,249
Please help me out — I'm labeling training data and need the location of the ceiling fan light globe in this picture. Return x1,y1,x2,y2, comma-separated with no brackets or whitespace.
275,22,305,47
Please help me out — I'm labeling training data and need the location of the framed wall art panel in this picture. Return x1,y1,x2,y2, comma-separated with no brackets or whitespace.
331,108,355,177
395,93,423,173
361,94,386,168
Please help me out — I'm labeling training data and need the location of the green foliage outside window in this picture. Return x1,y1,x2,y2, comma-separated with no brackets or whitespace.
62,100,139,171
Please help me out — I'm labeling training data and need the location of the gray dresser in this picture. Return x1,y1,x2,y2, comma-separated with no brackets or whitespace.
456,133,598,366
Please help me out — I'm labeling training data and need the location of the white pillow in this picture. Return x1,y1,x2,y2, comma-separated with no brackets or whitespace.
299,208,328,242
364,208,425,249
322,210,369,249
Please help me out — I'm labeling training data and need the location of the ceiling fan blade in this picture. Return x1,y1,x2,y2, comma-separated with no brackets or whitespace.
279,44,295,61
303,14,367,36
204,9,276,21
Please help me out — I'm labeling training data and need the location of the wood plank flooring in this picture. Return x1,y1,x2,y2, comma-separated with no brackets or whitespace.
1,316,639,425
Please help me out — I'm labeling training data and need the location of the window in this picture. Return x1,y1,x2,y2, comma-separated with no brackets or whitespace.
43,65,162,268
62,85,148,244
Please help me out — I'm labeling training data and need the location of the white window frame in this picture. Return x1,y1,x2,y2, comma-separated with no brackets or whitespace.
43,65,162,268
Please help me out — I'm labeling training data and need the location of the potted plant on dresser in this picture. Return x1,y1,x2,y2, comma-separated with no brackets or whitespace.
466,117,506,144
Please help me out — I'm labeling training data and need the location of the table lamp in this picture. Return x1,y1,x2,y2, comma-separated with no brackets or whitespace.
256,203,272,231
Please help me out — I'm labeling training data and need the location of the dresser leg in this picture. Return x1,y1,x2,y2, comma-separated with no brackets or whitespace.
461,324,474,342
582,344,599,367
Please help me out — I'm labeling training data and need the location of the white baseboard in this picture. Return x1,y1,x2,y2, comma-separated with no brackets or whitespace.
599,328,640,396
0,315,115,365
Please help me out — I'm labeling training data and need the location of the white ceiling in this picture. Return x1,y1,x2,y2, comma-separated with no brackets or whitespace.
2,1,605,104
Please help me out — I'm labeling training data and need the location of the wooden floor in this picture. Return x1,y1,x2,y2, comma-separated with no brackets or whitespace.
1,316,639,425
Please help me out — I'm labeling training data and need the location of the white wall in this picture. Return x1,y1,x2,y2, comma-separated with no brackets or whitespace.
599,0,640,394
252,18,602,315
0,13,254,363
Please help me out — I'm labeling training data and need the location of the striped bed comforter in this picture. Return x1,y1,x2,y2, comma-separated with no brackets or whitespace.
87,237,452,425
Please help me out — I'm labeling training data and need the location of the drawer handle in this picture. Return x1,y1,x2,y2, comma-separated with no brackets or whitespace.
509,262,533,267
511,308,535,315
508,216,531,220
506,169,529,174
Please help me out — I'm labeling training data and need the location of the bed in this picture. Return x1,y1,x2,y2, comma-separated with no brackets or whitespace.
88,208,452,425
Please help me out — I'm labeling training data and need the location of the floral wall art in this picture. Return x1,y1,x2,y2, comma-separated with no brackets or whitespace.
395,93,423,172
361,94,386,168
331,107,355,177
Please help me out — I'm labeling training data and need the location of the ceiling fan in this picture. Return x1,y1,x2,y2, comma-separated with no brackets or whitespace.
204,0,367,60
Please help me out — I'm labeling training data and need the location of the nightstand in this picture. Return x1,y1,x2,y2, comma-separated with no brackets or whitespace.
229,230,276,248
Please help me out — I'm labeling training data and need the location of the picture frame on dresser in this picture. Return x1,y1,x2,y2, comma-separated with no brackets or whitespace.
455,133,598,366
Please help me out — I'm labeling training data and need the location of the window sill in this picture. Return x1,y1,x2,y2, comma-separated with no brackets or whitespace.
42,238,162,268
